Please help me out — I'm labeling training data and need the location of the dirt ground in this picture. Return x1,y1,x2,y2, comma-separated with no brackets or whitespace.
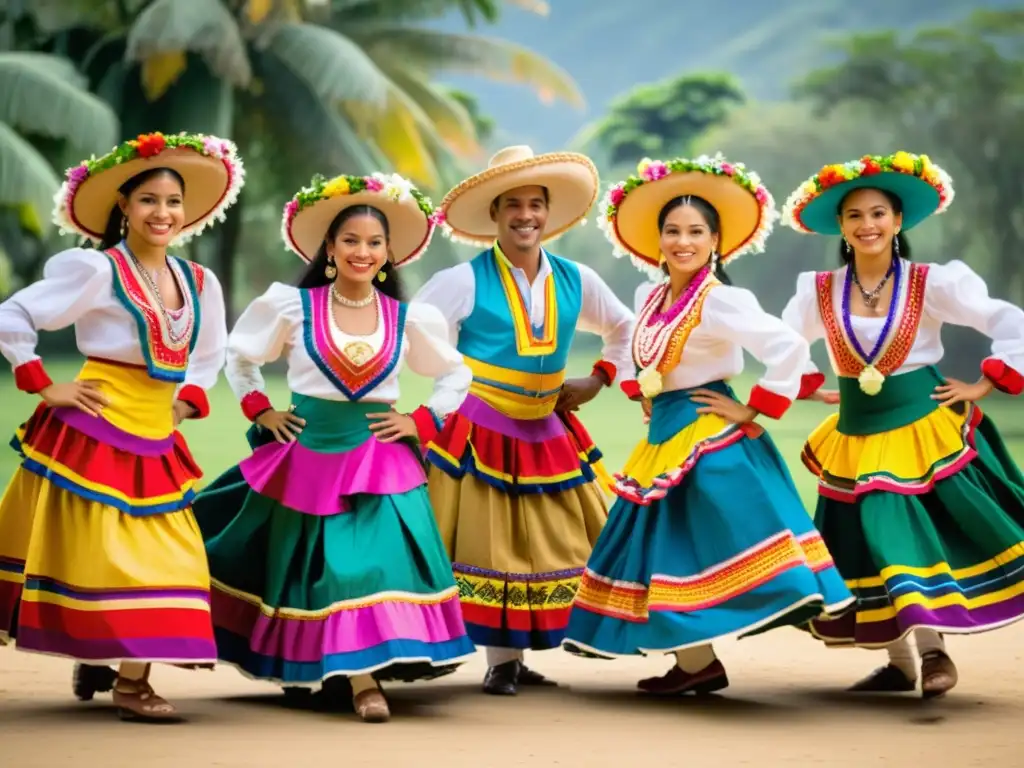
1,625,1022,768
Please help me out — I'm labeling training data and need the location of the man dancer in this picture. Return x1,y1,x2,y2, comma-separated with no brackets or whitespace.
414,146,634,695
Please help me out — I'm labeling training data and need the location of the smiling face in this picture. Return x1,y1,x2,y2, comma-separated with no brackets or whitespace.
490,185,549,252
838,187,903,259
119,171,185,248
659,203,720,283
327,212,388,286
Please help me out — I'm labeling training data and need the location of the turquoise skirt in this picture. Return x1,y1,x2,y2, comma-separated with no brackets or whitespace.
563,382,854,658
194,395,475,686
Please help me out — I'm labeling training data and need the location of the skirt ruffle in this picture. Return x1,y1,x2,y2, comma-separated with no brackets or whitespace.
426,394,613,495
805,409,1024,648
563,390,854,659
0,407,214,662
196,452,475,686
801,399,982,502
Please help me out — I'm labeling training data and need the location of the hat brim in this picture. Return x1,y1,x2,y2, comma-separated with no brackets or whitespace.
613,171,762,265
796,173,941,235
442,153,598,245
287,191,431,266
70,148,231,241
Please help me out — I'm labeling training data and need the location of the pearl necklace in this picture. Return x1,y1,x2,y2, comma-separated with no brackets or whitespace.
331,285,375,308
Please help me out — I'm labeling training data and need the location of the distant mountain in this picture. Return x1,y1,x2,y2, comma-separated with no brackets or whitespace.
434,0,1018,151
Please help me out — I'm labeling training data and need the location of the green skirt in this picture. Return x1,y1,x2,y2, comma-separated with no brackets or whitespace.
193,395,475,685
802,367,1024,647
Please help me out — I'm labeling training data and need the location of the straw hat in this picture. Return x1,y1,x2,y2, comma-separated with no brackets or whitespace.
439,145,598,245
282,172,438,266
53,132,244,245
597,154,777,276
781,151,955,235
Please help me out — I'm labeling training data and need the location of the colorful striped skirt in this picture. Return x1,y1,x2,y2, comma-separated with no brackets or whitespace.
0,359,216,664
194,394,474,687
803,365,1024,648
426,393,610,650
563,381,854,658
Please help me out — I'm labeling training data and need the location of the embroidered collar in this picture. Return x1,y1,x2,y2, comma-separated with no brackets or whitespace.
301,285,406,399
104,244,203,383
633,267,718,374
816,260,929,377
492,241,558,357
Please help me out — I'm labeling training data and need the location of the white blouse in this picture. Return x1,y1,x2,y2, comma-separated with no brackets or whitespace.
414,250,635,383
225,281,471,415
634,280,811,401
782,259,1024,380
0,246,227,393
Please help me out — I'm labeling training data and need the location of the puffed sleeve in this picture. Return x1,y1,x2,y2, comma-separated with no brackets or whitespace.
175,267,227,420
619,280,659,401
403,301,472,444
225,282,302,421
0,247,111,393
702,286,813,419
780,270,828,399
410,262,476,346
924,260,1024,395
576,262,635,388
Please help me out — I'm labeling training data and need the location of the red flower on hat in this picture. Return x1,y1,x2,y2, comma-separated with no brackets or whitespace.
860,157,882,175
134,132,167,158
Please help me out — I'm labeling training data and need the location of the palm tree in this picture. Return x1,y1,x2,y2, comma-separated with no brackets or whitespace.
10,0,583,316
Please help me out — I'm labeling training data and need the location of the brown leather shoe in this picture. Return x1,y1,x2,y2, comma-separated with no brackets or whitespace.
638,659,729,696
921,651,958,699
354,689,390,723
848,664,917,693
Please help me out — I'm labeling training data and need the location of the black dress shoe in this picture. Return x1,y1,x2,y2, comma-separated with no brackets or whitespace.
483,661,519,695
848,664,917,693
517,663,556,687
72,663,117,701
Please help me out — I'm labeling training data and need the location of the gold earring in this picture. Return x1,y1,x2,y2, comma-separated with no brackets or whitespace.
376,269,387,283
324,260,337,279
120,217,128,238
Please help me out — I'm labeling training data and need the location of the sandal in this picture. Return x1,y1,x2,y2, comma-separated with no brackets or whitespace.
920,651,958,699
353,688,390,723
112,677,182,722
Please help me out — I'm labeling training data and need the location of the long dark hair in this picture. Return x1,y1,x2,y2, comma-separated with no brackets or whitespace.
96,167,186,250
297,204,405,302
836,187,912,265
656,195,732,285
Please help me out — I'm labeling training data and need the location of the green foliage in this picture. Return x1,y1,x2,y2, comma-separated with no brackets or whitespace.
575,73,745,166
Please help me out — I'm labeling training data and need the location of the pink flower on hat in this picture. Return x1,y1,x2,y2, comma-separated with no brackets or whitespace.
609,184,626,206
364,176,384,192
641,161,668,182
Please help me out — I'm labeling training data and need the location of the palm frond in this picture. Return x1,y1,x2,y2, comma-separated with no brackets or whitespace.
356,27,584,108
126,0,252,88
0,52,118,152
261,21,387,106
0,122,62,235
24,0,123,33
375,63,480,156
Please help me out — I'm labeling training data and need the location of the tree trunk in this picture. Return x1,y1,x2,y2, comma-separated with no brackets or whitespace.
214,190,244,325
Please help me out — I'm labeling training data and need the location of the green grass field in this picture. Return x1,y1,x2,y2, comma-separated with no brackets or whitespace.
1,356,1021,507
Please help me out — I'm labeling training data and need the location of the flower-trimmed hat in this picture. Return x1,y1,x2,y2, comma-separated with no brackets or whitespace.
597,153,777,276
438,145,599,246
781,151,954,235
282,172,438,266
54,132,244,244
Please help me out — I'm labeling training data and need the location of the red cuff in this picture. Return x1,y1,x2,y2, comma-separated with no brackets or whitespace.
410,405,443,445
591,360,617,387
241,391,273,422
176,384,210,420
746,384,792,420
982,358,1024,396
620,379,642,400
797,372,826,400
14,359,53,394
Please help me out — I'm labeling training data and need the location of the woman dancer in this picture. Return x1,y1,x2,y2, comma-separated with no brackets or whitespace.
562,155,854,694
193,172,475,723
780,152,1024,697
0,132,243,720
